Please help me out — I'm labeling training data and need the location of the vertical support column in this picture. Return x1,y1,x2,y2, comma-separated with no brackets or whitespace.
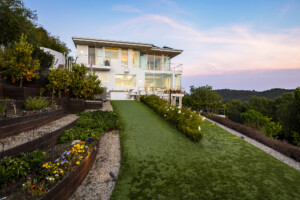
179,96,182,108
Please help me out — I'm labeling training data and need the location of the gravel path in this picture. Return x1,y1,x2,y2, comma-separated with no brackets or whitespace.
206,118,300,171
69,131,121,200
0,114,79,151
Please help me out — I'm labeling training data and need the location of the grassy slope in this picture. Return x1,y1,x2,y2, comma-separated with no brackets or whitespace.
111,101,300,200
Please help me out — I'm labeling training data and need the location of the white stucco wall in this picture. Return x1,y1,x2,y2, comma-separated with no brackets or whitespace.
40,47,65,68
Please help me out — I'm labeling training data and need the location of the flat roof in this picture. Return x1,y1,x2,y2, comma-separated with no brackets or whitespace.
72,37,183,58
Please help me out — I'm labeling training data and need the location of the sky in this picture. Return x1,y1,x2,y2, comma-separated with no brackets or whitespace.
23,0,300,91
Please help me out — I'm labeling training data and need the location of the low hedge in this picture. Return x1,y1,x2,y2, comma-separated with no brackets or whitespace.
203,113,300,162
140,95,203,142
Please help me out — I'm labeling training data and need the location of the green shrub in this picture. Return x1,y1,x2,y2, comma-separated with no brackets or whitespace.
24,97,50,110
0,101,8,114
241,109,270,130
140,95,203,142
264,121,282,139
58,110,118,144
0,150,45,187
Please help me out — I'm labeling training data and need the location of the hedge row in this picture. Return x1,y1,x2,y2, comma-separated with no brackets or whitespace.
203,113,300,162
140,95,203,142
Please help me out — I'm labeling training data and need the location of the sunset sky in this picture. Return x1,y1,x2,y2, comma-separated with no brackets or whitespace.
24,0,300,91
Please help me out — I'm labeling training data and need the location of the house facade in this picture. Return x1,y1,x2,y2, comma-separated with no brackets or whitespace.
72,37,184,106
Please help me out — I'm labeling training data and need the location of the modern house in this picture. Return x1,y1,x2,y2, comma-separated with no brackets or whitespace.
72,37,184,106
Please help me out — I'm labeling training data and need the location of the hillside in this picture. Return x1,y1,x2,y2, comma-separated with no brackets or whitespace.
215,88,295,101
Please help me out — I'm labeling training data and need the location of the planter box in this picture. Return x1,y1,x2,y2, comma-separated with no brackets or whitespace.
0,109,68,139
69,99,85,114
85,100,103,109
1,119,77,158
0,86,39,100
40,143,99,200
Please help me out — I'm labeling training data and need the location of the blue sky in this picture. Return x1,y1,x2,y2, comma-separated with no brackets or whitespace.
24,0,300,91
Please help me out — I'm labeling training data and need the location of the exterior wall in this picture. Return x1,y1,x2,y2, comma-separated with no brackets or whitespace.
76,45,182,100
40,47,65,68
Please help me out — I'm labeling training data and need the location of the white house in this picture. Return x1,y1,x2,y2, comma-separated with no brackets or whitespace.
72,37,184,106
40,47,65,69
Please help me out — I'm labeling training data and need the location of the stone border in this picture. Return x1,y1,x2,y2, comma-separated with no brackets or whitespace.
206,118,300,171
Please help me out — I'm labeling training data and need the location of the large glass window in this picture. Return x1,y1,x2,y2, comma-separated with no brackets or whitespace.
145,73,172,91
96,48,103,65
154,55,162,70
121,49,128,67
105,47,119,59
132,50,140,68
147,54,155,70
164,56,170,71
115,74,136,87
98,73,108,82
88,46,95,65
139,53,147,69
175,74,181,89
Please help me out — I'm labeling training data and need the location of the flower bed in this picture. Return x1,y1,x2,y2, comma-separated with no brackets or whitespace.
203,113,300,162
140,95,203,142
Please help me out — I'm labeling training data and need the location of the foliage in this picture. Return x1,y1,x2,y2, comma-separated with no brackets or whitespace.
46,68,71,98
203,113,300,162
32,47,54,78
24,96,49,110
264,121,282,139
1,34,40,87
70,64,103,99
241,109,270,130
140,95,203,142
58,110,118,144
0,101,9,114
216,88,295,102
183,85,223,110
0,150,45,188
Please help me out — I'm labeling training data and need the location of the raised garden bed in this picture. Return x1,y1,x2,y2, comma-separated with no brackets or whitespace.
0,86,39,100
85,100,103,110
1,119,78,158
40,143,99,200
0,108,68,139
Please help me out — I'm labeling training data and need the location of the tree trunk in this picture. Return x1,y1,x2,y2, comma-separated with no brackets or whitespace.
51,89,55,108
20,78,23,87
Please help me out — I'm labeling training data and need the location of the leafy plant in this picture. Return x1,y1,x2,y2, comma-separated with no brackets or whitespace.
0,101,8,114
2,34,40,87
24,97,50,111
264,121,282,139
140,95,204,142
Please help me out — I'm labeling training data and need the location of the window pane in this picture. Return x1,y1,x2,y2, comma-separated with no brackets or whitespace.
175,74,181,89
105,47,119,59
147,54,155,70
133,50,140,68
140,53,147,69
96,48,103,65
88,46,95,65
121,49,128,67
98,73,108,82
155,55,162,70
145,73,154,91
164,56,170,71
115,75,136,87
163,74,172,89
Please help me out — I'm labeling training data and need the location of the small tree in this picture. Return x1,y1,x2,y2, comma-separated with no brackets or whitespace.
85,73,104,99
46,69,71,106
3,34,40,87
70,64,87,99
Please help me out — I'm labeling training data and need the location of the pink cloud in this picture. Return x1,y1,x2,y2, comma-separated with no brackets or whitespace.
97,14,300,76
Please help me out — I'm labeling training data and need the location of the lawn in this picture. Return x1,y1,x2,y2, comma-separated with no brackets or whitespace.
111,101,300,200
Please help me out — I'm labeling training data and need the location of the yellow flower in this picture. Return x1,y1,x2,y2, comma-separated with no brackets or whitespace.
76,161,80,165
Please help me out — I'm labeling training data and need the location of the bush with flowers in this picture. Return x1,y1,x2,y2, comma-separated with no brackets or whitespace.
140,95,204,142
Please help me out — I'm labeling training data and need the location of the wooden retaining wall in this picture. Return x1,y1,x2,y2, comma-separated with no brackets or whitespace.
0,109,68,139
1,119,77,158
40,143,99,200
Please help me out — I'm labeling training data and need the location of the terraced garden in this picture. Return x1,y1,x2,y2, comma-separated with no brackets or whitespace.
111,101,300,200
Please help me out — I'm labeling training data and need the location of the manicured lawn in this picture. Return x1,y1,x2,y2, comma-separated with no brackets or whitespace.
111,101,300,200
